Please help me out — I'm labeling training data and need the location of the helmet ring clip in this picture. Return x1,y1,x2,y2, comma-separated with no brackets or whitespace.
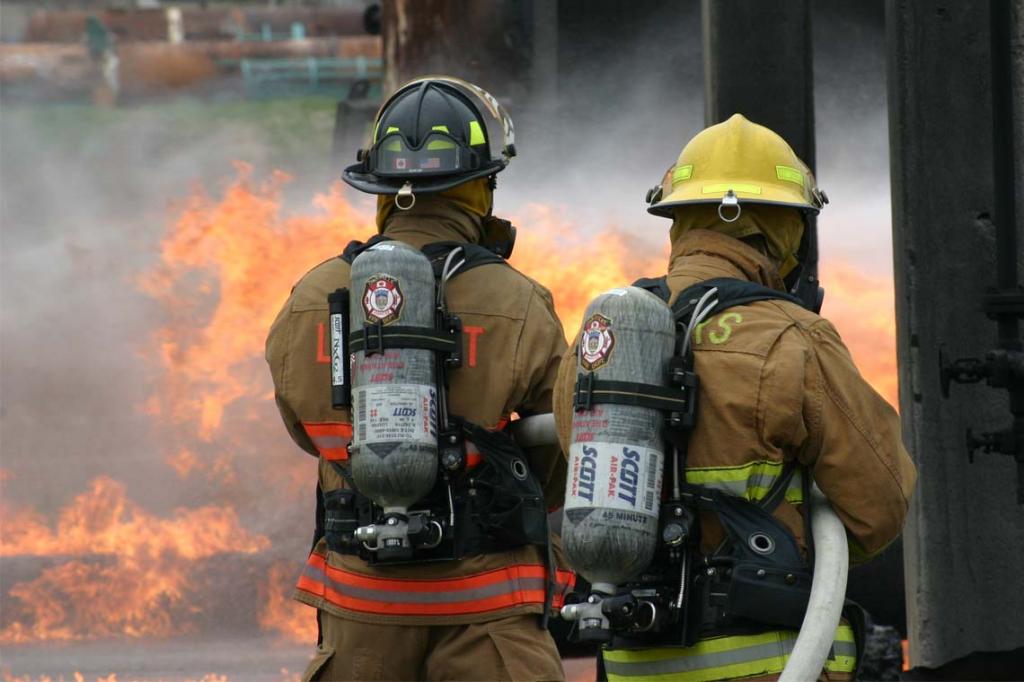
395,182,416,211
718,189,742,223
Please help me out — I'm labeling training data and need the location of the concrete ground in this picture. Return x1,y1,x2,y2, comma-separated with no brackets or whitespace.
0,638,597,682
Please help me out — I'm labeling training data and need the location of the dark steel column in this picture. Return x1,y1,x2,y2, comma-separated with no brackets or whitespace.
702,0,821,318
702,0,814,164
702,0,906,634
381,0,530,96
887,0,1024,668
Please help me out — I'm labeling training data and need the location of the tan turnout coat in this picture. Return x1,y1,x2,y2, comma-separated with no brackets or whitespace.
267,202,573,627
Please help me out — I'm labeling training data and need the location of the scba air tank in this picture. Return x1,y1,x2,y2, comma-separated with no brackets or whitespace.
348,242,438,548
563,286,674,595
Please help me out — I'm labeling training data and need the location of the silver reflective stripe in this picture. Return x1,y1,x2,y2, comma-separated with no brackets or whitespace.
833,640,858,658
303,564,545,604
604,638,797,677
311,435,350,449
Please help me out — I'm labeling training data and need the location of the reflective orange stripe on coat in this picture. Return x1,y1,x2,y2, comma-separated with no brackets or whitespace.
303,422,352,461
297,552,575,616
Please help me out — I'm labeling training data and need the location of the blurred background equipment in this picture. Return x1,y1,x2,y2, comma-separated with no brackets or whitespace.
0,1,383,102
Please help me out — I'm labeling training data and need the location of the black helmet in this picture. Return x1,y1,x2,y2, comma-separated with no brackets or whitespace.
342,76,516,200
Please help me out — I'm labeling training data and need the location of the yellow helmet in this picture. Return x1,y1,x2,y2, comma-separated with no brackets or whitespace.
646,114,827,219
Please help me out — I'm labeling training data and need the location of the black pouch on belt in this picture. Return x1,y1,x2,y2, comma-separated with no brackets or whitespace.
322,488,364,554
457,422,548,553
702,487,812,631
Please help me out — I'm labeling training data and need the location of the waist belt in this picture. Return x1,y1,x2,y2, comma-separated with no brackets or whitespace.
602,623,857,682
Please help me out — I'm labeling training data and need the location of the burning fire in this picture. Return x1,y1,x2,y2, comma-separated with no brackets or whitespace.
1,164,898,650
0,476,269,643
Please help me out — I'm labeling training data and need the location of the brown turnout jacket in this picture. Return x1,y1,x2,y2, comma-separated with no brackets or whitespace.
267,200,572,625
554,229,916,562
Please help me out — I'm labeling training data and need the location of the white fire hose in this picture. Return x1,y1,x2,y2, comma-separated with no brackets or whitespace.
779,483,849,681
509,414,849,679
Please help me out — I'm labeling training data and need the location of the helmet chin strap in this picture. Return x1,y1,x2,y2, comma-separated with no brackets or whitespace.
786,214,824,313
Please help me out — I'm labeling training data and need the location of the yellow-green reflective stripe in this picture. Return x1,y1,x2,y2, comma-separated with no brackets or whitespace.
431,125,450,133
776,165,805,187
426,139,456,150
702,182,762,195
373,120,381,142
383,139,402,152
385,125,400,134
603,626,855,681
469,120,486,145
835,624,856,643
686,461,803,504
673,165,693,183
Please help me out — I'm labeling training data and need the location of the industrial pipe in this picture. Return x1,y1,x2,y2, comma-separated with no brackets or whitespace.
510,414,849,677
779,484,850,681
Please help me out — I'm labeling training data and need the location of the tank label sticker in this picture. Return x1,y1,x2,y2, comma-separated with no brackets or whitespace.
579,313,615,371
362,274,404,325
565,441,662,518
353,383,437,446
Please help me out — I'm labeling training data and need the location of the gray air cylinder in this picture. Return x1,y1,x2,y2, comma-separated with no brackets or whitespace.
348,242,438,518
562,286,674,596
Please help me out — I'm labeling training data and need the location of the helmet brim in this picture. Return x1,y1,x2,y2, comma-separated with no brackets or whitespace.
342,161,505,195
647,197,821,219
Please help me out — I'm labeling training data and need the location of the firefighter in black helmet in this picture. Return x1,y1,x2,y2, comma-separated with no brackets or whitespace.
267,77,573,681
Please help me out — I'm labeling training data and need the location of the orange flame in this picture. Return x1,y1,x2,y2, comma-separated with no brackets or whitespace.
0,477,269,643
819,260,898,406
137,163,374,442
258,562,318,642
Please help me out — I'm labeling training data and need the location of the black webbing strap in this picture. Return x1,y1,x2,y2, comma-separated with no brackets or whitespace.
339,234,392,264
632,275,672,302
421,240,507,276
340,237,509,277
671,277,803,321
757,459,800,513
573,372,691,413
349,324,459,355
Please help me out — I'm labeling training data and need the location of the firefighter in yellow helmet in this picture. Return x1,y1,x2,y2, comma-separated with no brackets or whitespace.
552,114,917,680
267,77,573,681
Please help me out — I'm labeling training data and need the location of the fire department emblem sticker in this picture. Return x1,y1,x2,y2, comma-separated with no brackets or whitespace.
580,313,615,371
362,274,404,325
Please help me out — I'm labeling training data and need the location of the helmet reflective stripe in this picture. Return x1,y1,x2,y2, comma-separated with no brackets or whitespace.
775,165,805,187
673,165,693,183
469,120,486,146
398,74,516,162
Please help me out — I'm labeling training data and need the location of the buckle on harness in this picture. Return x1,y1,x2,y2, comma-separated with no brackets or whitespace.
574,372,596,412
667,358,699,430
442,312,463,369
363,322,386,356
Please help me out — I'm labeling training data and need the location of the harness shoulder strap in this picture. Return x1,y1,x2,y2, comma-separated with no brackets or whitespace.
671,277,803,321
341,237,509,280
421,241,508,278
339,234,393,264
631,275,671,302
